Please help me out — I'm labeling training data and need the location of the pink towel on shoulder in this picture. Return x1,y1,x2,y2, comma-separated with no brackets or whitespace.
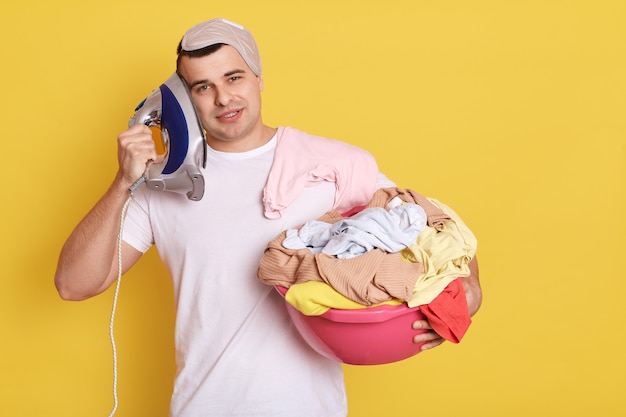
262,127,379,219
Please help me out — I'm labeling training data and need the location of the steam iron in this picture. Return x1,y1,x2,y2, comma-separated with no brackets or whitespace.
129,73,207,201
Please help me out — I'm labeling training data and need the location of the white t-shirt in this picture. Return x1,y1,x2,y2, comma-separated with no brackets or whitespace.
123,131,391,417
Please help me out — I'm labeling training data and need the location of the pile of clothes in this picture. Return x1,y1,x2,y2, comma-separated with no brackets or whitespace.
257,187,477,344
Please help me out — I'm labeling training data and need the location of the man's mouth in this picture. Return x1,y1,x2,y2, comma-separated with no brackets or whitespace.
218,110,241,121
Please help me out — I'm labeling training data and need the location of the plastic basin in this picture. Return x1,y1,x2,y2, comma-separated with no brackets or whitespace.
276,286,428,365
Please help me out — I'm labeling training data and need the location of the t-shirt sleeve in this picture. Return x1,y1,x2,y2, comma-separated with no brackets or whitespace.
121,190,154,253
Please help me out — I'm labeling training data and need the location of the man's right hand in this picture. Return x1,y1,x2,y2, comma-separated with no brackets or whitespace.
115,124,161,189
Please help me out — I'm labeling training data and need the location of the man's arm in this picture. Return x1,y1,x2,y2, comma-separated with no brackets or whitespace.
463,256,482,316
54,125,157,300
412,256,482,350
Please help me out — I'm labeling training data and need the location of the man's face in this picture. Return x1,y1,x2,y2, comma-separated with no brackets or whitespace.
178,45,264,152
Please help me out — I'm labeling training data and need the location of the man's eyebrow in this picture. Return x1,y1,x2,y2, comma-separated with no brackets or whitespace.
188,79,209,89
187,69,247,89
224,69,246,77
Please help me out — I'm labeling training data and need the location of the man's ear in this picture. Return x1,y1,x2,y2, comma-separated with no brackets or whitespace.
258,75,264,92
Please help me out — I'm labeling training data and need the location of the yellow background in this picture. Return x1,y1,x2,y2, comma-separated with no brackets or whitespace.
1,0,624,416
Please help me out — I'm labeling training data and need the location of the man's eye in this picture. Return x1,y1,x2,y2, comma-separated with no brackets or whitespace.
229,76,241,82
196,85,210,93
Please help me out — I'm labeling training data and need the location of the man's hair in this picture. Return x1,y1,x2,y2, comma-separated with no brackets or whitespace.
176,42,226,73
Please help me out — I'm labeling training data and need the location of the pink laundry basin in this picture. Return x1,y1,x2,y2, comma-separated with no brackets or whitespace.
275,286,428,365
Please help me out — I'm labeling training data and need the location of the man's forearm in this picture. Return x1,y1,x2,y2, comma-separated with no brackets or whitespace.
54,179,132,300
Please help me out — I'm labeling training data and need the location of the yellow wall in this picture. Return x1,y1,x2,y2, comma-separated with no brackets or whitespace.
2,0,624,415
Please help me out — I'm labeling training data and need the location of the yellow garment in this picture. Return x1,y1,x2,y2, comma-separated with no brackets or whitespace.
404,198,477,307
285,281,403,316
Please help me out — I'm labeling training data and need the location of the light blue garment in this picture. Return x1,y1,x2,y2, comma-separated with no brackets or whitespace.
283,203,427,259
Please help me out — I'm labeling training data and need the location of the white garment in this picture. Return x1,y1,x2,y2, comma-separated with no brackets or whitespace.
283,204,427,259
122,129,394,417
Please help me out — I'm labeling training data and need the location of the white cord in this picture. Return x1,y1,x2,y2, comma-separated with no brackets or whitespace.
107,194,133,417
106,174,145,416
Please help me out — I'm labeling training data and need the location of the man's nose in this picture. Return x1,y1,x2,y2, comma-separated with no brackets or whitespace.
214,86,234,106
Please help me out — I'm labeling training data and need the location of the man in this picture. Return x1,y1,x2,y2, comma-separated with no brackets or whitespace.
55,18,481,417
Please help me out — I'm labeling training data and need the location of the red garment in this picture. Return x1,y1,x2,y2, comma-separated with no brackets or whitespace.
420,278,471,343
